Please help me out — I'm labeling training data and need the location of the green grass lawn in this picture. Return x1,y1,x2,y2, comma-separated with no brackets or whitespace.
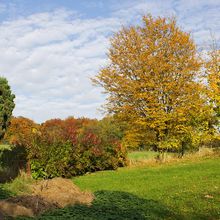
127,150,159,161
72,158,220,220
0,158,220,220
8,157,220,220
127,150,177,163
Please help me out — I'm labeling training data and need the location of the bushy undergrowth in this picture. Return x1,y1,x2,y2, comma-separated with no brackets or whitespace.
0,145,26,183
2,172,34,195
4,117,127,179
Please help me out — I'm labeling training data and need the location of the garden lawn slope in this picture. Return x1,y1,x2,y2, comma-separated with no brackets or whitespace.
73,158,220,220
2,157,220,220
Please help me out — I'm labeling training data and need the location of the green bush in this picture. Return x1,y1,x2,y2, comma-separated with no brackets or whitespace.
29,117,127,179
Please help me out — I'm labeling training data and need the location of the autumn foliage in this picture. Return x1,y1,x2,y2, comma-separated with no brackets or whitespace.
5,117,38,151
93,15,215,154
4,116,127,179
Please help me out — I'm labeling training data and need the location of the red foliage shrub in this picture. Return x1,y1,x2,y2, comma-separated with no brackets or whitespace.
4,116,127,179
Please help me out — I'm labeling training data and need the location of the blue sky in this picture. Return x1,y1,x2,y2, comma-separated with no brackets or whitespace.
0,0,219,123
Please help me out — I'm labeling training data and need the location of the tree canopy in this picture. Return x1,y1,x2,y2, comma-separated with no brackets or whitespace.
93,15,213,152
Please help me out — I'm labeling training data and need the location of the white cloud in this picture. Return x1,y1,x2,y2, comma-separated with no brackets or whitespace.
0,1,219,123
112,0,220,45
0,9,121,122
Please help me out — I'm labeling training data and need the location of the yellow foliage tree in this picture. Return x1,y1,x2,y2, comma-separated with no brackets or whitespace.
93,15,212,154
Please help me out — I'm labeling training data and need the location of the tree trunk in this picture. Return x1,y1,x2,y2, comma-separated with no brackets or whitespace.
26,159,31,176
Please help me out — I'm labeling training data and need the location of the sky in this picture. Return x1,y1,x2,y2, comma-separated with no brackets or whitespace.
0,0,219,123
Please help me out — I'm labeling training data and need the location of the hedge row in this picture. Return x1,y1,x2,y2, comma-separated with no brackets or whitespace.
4,116,127,179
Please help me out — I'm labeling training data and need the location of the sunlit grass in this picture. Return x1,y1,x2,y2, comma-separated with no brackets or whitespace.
127,150,159,160
1,156,220,219
73,157,220,219
2,172,34,195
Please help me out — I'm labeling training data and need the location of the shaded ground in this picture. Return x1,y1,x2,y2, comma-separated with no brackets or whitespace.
14,191,181,220
0,186,12,219
0,178,94,218
0,195,57,217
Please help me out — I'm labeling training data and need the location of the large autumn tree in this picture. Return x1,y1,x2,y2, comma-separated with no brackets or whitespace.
0,77,15,139
93,15,212,153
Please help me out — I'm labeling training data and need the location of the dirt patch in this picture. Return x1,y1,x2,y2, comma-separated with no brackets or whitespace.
0,199,34,218
32,177,94,208
0,177,94,218
3,195,58,216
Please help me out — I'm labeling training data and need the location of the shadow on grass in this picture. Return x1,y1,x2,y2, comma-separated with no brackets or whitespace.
16,190,181,220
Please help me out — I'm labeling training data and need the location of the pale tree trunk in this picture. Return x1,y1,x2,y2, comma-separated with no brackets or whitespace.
26,159,31,176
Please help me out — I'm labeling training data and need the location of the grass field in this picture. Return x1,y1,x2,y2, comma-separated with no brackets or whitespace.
127,150,159,160
3,156,219,220
127,150,179,162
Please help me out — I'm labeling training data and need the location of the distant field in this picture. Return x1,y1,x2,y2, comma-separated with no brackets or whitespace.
6,157,219,220
127,150,159,160
127,150,177,164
